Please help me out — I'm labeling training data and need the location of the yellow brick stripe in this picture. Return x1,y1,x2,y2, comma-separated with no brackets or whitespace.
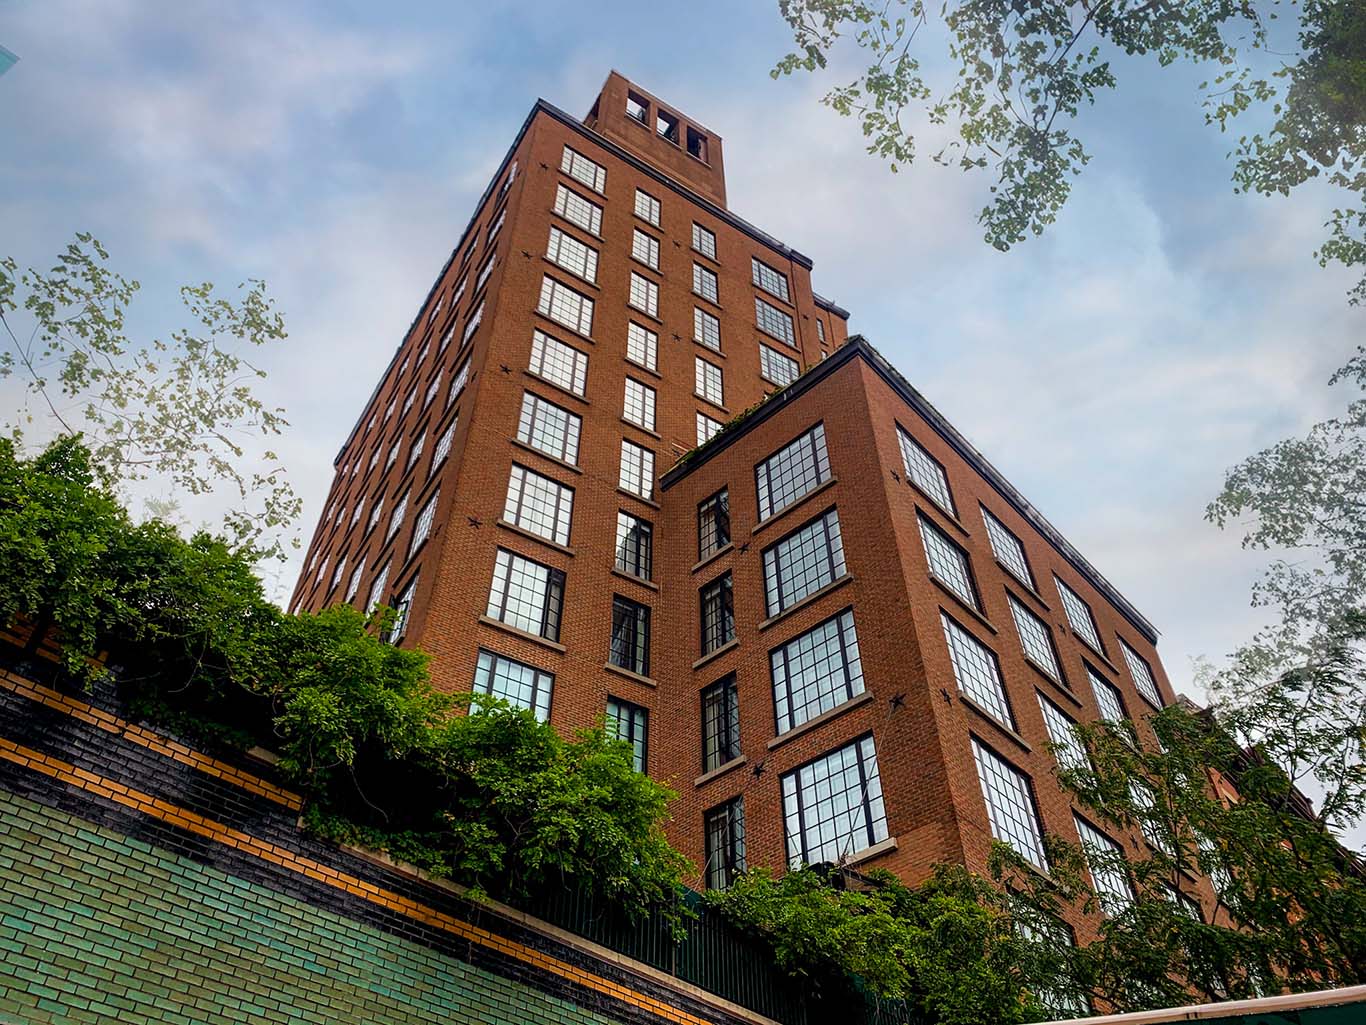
0,671,302,811
0,736,709,1025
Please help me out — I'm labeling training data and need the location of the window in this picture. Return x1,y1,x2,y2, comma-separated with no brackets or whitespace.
816,318,826,343
1018,920,1089,1019
625,91,649,125
431,418,457,470
537,276,594,336
517,392,582,465
693,308,721,351
1008,596,1064,682
386,492,409,541
553,184,603,236
1130,780,1175,857
1074,816,1134,914
759,344,800,387
486,549,565,641
499,160,517,198
407,433,425,473
756,423,830,522
981,507,1033,588
686,126,708,162
782,736,888,867
614,511,653,580
634,188,661,226
366,562,390,614
1038,693,1089,772
1120,639,1162,707
696,413,723,446
698,490,730,560
609,597,651,677
474,649,554,722
1088,665,1130,726
423,375,441,410
972,739,1048,870
503,465,573,546
385,439,399,471
919,515,978,610
607,697,648,772
561,145,606,193
623,378,657,431
486,208,506,247
704,797,746,890
384,397,395,423
631,229,660,270
755,297,795,345
401,388,416,418
330,556,346,592
700,573,735,655
474,256,495,294
695,358,724,406
771,608,864,734
409,490,439,556
655,109,679,144
763,509,846,617
1056,577,1103,653
692,223,716,259
386,576,417,643
628,272,659,318
368,446,380,473
941,612,1015,728
626,322,658,372
447,358,472,407
897,427,954,514
529,330,588,396
619,440,655,500
701,675,740,772
350,500,364,529
693,263,719,303
751,257,790,302
546,227,598,283
367,495,384,533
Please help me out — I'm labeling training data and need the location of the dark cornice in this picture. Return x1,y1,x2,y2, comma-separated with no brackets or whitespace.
662,336,1160,645
813,292,850,319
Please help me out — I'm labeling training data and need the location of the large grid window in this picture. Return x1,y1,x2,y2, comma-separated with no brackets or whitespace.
692,222,717,259
981,507,1034,588
772,609,864,734
1088,665,1130,725
897,426,954,514
1009,596,1063,681
1018,920,1089,1019
697,413,723,446
701,675,740,772
487,549,565,641
972,739,1049,870
694,308,721,351
529,330,588,396
1120,639,1163,707
609,598,651,677
693,263,719,303
698,490,730,560
760,345,800,387
474,258,495,295
386,492,409,542
474,649,553,722
368,495,385,533
755,297,795,345
941,613,1015,728
704,797,746,890
919,515,978,609
623,378,657,432
553,184,602,235
626,322,658,371
432,417,457,471
409,490,439,556
561,145,606,193
700,573,735,655
751,257,790,302
631,229,660,270
695,358,724,406
517,392,582,465
407,432,425,472
503,465,573,546
1038,694,1089,772
619,440,655,500
756,423,831,521
345,558,366,603
763,508,846,617
614,511,653,581
386,576,417,644
1075,816,1134,914
628,272,659,318
448,359,471,407
1056,576,1104,653
537,276,594,336
546,227,598,283
633,189,660,226
366,562,391,614
782,736,888,867
607,697,649,773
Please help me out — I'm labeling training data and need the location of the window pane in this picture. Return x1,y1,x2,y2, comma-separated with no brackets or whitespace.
561,145,606,193
760,344,799,387
700,573,735,655
897,427,954,514
1038,693,1089,772
529,330,588,396
772,608,864,733
553,184,602,235
517,392,582,465
695,357,724,406
547,226,598,283
609,598,651,677
756,423,831,521
474,649,553,722
1009,597,1062,681
704,797,746,890
782,736,887,866
628,272,658,318
919,515,977,609
487,549,565,641
696,413,723,446
631,229,660,270
1120,639,1162,707
1075,816,1134,914
537,276,594,336
751,257,790,302
692,223,717,259
614,511,653,580
982,507,1033,587
1088,665,1129,724
941,613,1014,729
503,465,573,546
409,489,439,556
626,322,658,371
755,297,795,345
698,490,730,559
1056,576,1103,652
607,697,648,772
619,440,655,500
693,263,719,303
701,676,740,772
693,307,721,351
762,509,846,617
633,189,660,226
623,377,657,431
972,738,1048,870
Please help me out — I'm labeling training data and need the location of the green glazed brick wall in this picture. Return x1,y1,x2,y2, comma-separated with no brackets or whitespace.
0,790,636,1025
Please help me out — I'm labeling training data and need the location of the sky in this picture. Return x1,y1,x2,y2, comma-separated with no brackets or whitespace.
2,0,1361,704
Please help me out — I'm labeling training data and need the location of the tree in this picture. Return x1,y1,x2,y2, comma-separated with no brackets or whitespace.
771,1,1366,299
0,233,301,559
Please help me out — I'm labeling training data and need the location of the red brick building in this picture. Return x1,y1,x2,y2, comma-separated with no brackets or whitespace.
291,72,1195,962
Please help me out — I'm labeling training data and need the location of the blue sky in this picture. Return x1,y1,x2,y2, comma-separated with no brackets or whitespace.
2,0,1361,699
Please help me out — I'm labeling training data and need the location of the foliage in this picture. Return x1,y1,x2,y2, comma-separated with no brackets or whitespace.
0,233,301,558
0,437,689,917
772,0,1366,298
